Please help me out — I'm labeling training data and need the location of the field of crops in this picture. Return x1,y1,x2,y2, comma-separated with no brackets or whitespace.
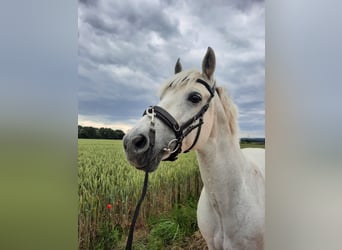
78,139,202,249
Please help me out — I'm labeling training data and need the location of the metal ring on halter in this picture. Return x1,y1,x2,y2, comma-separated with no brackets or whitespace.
163,138,180,154
146,107,155,125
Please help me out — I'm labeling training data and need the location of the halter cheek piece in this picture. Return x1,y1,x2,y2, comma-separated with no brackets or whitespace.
143,78,215,161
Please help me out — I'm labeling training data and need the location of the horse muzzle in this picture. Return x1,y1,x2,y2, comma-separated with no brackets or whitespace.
123,128,163,172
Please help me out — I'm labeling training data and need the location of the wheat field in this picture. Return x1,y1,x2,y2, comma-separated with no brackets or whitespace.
78,139,202,249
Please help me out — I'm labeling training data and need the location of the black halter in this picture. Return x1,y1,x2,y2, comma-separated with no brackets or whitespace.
143,78,215,161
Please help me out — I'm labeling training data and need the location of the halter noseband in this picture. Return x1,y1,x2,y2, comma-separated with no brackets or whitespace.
143,78,215,161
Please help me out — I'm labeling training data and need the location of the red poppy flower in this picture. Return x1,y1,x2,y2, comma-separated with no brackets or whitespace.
107,204,112,209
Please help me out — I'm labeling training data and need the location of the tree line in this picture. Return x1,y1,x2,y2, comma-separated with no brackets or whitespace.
240,137,265,144
78,125,125,139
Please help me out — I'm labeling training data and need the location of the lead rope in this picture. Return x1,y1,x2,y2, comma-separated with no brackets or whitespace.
125,171,149,250
126,110,155,250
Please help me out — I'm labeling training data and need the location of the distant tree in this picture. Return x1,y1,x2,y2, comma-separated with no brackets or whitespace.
107,128,116,139
79,127,89,138
78,125,125,139
98,127,105,138
114,129,125,139
84,126,96,138
95,129,101,139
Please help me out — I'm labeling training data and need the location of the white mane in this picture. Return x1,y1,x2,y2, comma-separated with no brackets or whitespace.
159,69,203,98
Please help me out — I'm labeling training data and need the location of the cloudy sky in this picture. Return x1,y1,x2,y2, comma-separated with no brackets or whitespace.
78,0,264,137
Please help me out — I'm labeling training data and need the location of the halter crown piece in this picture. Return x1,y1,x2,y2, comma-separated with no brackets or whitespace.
143,78,216,161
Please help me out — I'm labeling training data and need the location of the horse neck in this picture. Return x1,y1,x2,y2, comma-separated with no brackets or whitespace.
196,97,247,192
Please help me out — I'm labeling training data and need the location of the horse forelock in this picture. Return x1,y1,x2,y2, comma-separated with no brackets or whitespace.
159,70,204,98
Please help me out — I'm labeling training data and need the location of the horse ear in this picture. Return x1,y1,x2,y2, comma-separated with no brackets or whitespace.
202,47,216,80
174,58,182,74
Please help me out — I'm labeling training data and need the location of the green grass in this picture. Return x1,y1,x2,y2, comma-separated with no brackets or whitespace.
240,142,265,149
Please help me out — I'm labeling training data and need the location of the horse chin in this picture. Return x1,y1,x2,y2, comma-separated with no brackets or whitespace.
127,150,164,173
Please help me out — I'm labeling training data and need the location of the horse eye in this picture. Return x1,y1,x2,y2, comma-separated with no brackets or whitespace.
188,92,202,103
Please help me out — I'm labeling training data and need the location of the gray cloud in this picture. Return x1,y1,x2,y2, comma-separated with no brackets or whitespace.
79,0,97,7
78,0,264,137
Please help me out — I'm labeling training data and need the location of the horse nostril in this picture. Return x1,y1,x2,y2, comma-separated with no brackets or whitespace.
132,134,148,150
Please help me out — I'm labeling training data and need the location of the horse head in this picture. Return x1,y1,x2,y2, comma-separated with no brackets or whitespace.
123,47,217,172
